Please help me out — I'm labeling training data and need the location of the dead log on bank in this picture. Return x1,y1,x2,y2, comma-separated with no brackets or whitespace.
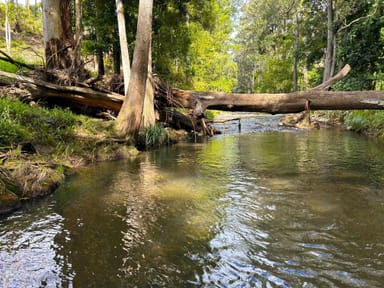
1,65,384,131
0,70,124,112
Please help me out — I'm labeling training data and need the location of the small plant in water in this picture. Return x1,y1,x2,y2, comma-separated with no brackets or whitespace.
144,123,169,149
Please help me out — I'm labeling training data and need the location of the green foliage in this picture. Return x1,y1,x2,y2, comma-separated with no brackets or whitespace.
144,123,169,148
153,0,192,87
234,0,383,93
345,111,384,136
0,3,42,34
0,60,18,73
204,110,221,121
0,97,77,149
337,0,384,90
153,0,236,91
234,0,299,93
332,73,375,91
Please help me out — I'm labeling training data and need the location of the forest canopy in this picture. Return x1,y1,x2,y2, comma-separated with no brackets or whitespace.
1,0,383,93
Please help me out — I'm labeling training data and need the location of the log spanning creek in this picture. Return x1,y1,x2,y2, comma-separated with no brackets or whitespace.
1,115,384,287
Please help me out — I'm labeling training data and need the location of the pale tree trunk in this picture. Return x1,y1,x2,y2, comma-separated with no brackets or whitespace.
25,0,30,16
142,40,156,128
116,0,153,138
74,0,83,70
42,0,74,70
323,0,335,82
115,0,131,95
5,1,11,53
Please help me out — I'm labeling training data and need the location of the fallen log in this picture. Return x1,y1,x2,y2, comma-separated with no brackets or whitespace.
0,70,124,112
168,89,384,115
1,68,384,119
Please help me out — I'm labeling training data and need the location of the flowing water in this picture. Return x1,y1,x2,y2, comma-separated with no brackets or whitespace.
1,116,384,287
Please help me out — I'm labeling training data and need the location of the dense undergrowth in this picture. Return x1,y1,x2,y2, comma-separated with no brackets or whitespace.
0,95,138,214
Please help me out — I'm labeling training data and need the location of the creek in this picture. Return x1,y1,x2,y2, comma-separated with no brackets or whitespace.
1,115,384,287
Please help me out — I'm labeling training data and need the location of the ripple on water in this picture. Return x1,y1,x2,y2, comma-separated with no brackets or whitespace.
0,212,73,288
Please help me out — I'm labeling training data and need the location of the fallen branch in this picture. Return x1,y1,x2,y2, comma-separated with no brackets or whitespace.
1,65,383,122
311,64,351,91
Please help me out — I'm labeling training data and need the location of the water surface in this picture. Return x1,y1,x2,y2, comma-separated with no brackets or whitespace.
1,118,384,287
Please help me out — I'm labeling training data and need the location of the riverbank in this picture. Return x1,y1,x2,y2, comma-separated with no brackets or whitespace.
0,94,143,215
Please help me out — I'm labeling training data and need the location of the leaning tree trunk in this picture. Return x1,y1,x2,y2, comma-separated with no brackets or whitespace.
115,0,153,138
42,0,74,70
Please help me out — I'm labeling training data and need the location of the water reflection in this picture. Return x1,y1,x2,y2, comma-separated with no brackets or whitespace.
1,124,384,287
0,204,73,287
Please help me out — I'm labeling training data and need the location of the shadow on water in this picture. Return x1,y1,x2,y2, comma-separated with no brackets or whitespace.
1,115,384,287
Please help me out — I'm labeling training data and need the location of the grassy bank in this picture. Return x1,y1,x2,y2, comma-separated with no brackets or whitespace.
313,110,384,138
344,110,384,137
0,95,139,214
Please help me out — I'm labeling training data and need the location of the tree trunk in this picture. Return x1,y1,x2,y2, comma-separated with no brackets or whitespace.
5,1,11,54
115,0,153,138
0,70,124,112
142,40,156,128
115,0,131,96
323,0,335,82
74,0,83,70
164,88,384,115
96,48,105,77
293,12,299,92
42,0,74,70
113,42,121,75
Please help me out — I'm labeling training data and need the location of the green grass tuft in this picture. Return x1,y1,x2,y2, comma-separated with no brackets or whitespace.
144,123,169,148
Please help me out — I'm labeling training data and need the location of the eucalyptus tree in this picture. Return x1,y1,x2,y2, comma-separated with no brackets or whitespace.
5,1,11,53
323,0,334,82
115,0,131,95
41,0,71,69
116,0,153,138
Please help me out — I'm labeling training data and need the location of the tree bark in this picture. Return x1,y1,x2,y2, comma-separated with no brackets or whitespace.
74,0,83,70
142,40,156,128
115,0,131,96
42,0,73,70
115,0,153,138
163,88,384,115
96,48,105,77
0,70,124,112
323,0,335,82
5,1,11,53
